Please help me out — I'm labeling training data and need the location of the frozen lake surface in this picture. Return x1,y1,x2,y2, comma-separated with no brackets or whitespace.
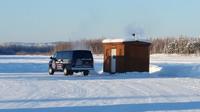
0,54,200,112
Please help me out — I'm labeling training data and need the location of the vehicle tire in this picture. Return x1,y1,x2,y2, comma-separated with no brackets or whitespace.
64,68,69,76
83,70,89,76
69,70,73,75
49,67,54,75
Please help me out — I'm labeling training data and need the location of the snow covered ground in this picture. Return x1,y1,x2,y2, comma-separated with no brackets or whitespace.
0,54,200,112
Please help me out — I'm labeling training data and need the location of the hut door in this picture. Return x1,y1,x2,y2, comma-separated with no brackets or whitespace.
111,49,116,73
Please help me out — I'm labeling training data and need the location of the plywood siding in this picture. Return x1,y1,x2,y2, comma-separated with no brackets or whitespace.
103,45,111,72
115,44,125,72
103,41,150,73
125,43,150,72
103,43,125,72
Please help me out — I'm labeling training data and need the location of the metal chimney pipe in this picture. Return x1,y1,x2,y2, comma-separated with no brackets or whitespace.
132,33,136,40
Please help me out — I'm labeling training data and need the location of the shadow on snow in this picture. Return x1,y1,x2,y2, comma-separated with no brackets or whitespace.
0,101,200,112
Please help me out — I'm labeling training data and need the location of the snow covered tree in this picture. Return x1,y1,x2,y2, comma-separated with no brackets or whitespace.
185,42,195,54
167,40,178,54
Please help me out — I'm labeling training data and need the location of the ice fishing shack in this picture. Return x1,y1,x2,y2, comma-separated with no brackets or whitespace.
102,35,151,73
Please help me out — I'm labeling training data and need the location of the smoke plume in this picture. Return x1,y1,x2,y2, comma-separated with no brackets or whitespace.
124,25,147,40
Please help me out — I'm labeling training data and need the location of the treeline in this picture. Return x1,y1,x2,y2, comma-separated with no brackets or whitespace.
1,37,200,55
150,37,200,54
0,44,53,55
53,39,103,54
54,37,200,55
0,39,103,55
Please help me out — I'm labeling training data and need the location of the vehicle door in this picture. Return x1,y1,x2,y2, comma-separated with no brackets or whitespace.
74,51,93,68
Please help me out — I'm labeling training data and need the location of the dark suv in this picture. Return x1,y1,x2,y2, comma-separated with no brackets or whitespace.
49,50,94,76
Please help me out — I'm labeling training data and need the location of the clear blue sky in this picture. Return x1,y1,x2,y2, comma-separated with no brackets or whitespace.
0,0,200,42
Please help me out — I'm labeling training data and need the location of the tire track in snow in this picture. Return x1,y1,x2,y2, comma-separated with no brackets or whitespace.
129,80,177,103
154,79,200,101
120,80,153,103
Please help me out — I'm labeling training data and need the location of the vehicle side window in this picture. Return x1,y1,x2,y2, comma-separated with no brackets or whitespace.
74,51,92,59
61,51,72,59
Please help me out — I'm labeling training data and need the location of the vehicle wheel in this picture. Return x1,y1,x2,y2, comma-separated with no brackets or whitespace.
83,70,89,76
69,70,73,75
64,68,69,76
49,67,54,75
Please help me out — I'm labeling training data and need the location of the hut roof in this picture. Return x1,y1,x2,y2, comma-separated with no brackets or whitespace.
102,38,150,44
102,39,125,43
